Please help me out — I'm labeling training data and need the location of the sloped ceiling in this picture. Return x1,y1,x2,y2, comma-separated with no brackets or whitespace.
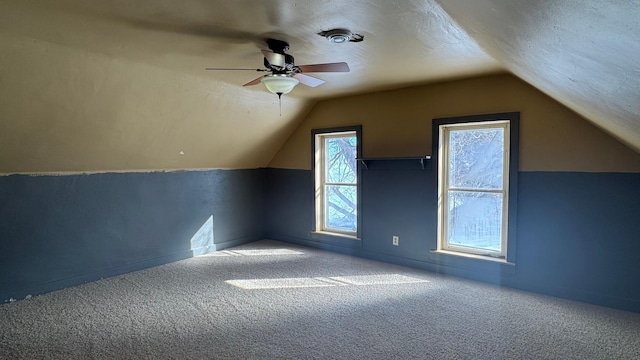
0,0,638,173
435,0,640,153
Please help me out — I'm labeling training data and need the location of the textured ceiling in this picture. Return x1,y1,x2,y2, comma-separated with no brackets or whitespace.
0,0,638,172
1,0,500,97
435,0,640,152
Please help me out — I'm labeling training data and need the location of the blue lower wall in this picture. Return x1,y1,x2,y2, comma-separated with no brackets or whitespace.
3,166,638,312
516,172,640,310
265,167,640,312
0,169,264,302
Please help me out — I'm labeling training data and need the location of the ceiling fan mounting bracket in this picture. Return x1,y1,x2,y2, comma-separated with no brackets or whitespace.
266,39,290,54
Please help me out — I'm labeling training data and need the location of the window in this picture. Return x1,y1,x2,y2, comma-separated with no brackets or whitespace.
434,113,518,260
313,126,361,237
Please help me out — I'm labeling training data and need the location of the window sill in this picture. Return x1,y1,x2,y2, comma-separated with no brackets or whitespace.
311,231,360,241
430,249,515,266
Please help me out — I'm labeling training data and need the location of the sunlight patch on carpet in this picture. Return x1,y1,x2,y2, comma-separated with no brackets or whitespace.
226,274,429,289
203,249,304,257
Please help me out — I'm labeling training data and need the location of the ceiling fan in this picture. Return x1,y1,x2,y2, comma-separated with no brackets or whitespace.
205,39,350,98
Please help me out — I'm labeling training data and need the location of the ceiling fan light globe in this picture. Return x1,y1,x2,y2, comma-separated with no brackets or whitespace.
261,74,299,94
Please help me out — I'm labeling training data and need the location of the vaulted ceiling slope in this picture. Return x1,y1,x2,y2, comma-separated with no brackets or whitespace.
0,1,638,173
435,0,640,153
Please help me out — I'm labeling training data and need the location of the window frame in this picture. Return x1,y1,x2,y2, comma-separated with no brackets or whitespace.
312,126,362,239
433,113,519,263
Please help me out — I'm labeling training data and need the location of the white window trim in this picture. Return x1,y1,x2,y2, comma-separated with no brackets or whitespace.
437,120,510,259
314,131,358,236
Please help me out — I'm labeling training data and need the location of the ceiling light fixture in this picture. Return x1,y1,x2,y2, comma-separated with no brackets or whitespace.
261,74,300,116
261,74,299,95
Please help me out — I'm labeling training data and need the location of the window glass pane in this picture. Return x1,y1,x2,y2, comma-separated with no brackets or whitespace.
449,128,503,189
447,191,503,252
324,185,357,232
325,136,357,184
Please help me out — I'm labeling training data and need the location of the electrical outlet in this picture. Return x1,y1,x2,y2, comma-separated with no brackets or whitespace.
392,236,399,246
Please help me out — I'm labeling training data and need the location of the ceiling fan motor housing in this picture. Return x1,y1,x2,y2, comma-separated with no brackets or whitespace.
264,55,294,73
265,39,295,72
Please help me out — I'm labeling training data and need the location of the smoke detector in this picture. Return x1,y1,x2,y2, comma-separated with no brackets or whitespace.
318,29,364,43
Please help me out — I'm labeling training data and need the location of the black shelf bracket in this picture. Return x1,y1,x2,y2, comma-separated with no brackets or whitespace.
356,156,431,170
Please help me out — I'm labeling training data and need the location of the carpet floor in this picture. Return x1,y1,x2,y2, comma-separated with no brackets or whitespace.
1,240,639,359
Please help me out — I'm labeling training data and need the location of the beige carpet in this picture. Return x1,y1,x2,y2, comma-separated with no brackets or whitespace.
1,240,639,359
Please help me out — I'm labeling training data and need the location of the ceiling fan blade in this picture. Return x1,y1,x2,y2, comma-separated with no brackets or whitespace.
206,68,267,71
261,50,285,67
297,62,350,73
293,73,325,88
243,76,265,86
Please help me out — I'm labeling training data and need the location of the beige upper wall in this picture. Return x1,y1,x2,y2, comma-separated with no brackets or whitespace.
0,0,498,174
269,74,640,172
4,1,639,174
0,32,311,174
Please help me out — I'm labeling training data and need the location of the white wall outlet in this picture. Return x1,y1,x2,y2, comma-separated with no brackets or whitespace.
392,236,399,246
